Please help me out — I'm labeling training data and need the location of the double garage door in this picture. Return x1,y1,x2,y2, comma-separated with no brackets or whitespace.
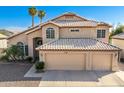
46,52,112,71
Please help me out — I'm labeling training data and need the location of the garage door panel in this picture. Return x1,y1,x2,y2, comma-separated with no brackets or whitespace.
92,54,112,71
46,53,85,70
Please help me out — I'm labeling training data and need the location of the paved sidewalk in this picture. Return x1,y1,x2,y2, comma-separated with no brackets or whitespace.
24,65,44,77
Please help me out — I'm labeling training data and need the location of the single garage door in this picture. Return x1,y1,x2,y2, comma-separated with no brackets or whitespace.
46,53,85,70
92,54,112,71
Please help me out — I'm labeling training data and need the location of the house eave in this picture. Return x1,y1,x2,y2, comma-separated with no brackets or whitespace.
7,25,40,40
36,49,120,51
112,38,124,40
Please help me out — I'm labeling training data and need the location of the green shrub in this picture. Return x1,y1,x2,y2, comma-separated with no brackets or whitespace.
1,45,24,62
0,55,9,62
25,56,33,63
35,61,45,70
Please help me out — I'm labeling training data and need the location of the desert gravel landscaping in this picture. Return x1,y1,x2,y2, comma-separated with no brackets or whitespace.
0,62,41,87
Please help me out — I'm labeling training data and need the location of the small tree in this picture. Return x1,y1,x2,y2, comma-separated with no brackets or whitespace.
0,45,24,62
110,24,124,37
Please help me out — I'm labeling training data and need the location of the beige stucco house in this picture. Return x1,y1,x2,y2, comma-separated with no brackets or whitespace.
0,33,7,56
8,12,120,71
112,33,124,59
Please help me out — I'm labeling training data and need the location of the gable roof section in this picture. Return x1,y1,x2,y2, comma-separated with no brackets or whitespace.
40,21,60,27
50,12,88,21
36,38,120,51
50,12,111,27
53,20,98,27
112,32,124,40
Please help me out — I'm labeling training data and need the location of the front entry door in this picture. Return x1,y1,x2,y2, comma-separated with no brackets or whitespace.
33,37,42,60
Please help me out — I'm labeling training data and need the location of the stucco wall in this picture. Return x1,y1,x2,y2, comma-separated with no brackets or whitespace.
42,24,59,44
27,29,42,57
59,26,109,42
60,27,96,38
8,32,28,46
112,39,124,58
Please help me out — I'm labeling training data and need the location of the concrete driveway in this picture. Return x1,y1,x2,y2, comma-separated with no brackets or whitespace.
39,70,124,87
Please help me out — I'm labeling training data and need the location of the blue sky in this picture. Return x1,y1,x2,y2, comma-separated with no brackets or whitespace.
0,6,124,32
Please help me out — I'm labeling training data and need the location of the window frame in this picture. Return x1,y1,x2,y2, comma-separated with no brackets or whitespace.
97,29,106,38
17,42,28,56
46,28,55,39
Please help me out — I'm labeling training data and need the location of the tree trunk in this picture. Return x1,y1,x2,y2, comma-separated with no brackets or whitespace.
40,18,42,24
32,16,34,27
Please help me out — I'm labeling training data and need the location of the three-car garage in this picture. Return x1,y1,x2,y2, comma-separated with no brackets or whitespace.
37,38,119,71
43,51,116,71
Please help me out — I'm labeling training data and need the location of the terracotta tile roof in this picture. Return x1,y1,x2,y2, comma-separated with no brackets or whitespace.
50,12,88,21
36,38,120,51
112,33,124,40
54,20,98,27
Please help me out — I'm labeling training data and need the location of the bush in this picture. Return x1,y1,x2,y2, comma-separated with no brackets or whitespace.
0,55,9,62
1,45,24,62
35,61,45,71
25,56,33,63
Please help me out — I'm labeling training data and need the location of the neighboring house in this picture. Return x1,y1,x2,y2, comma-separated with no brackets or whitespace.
8,12,120,71
0,33,7,56
112,33,124,59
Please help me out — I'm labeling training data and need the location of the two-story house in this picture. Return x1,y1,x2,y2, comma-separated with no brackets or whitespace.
8,12,120,71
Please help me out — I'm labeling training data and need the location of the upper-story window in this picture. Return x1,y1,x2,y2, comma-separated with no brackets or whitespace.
70,29,79,32
97,30,106,38
46,28,55,39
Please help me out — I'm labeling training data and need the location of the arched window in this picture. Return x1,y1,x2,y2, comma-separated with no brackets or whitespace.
17,42,25,56
46,28,55,39
17,42,24,46
17,42,28,56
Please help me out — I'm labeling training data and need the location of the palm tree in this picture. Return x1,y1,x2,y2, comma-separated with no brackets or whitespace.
28,7,37,27
38,10,46,24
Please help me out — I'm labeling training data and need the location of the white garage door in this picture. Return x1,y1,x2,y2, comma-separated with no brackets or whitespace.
46,53,85,70
92,54,112,71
